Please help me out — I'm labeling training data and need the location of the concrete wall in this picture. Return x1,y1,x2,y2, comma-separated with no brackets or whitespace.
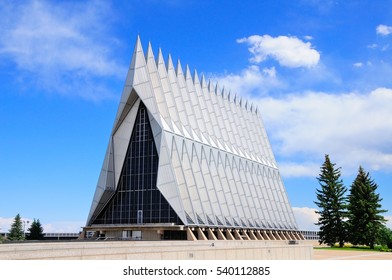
0,240,312,260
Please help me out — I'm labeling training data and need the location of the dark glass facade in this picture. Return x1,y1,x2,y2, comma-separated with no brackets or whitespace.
93,102,182,225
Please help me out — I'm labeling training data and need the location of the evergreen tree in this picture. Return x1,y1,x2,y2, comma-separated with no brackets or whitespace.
8,214,25,241
347,166,386,249
314,155,347,247
376,224,392,249
27,219,44,240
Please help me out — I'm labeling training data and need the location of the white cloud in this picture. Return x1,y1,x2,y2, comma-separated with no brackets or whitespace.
0,216,83,233
300,0,336,13
237,35,320,68
293,208,392,231
0,217,15,232
212,34,392,178
278,162,320,177
381,44,390,51
353,62,363,68
292,207,320,231
386,216,392,230
254,88,392,177
0,0,126,100
367,43,378,49
376,24,392,36
43,221,84,233
0,217,34,233
211,65,282,96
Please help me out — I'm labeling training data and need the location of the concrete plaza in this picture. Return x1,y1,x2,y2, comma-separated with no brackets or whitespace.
314,248,392,260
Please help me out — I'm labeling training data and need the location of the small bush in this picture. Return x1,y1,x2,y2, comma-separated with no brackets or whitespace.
379,246,392,252
376,225,392,250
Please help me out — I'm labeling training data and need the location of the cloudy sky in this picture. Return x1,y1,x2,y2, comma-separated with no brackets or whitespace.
1,0,392,233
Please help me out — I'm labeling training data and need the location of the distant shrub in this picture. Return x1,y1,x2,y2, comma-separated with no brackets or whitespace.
379,245,392,252
376,225,392,250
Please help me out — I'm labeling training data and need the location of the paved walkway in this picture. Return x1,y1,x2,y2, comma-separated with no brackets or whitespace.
314,249,392,260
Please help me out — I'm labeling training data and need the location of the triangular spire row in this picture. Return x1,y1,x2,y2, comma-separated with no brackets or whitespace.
185,65,192,80
193,69,200,85
147,42,154,59
167,54,175,72
200,74,207,88
222,87,227,99
134,37,261,115
86,36,300,239
215,82,221,96
157,48,165,67
208,80,214,93
176,59,184,76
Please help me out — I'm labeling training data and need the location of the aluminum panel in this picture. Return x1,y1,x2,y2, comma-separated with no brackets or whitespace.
87,36,300,231
86,141,111,224
171,139,196,225
158,181,186,223
242,161,259,222
181,141,205,219
190,145,215,222
214,150,240,223
147,110,163,152
199,147,225,225
156,140,186,224
112,99,140,186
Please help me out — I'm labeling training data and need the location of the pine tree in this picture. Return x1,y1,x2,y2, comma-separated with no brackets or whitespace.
8,214,25,241
376,224,392,249
314,155,347,247
347,166,386,249
27,219,44,240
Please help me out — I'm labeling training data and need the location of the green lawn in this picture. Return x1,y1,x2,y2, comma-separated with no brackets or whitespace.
314,245,391,252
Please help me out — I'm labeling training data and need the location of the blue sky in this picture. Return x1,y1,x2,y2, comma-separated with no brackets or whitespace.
1,0,392,232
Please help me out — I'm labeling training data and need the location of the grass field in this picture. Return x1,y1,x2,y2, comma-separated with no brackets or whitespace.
314,245,392,253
